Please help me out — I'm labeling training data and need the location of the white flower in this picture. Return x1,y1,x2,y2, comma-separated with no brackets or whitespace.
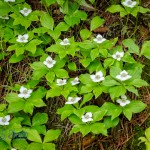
71,77,80,85
122,0,136,8
56,79,67,86
4,0,15,2
43,56,56,68
65,97,81,104
60,38,70,46
112,51,124,61
11,148,17,150
82,112,93,123
116,95,130,106
93,34,106,44
90,71,105,82
116,70,132,81
16,34,28,43
20,8,32,16
0,16,9,20
0,115,10,126
18,86,32,99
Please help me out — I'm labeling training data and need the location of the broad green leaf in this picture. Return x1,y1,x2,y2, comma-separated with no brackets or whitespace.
80,84,93,94
90,48,99,60
69,114,82,124
93,109,107,121
32,113,48,126
131,79,148,87
0,140,10,150
102,76,121,86
93,86,102,98
55,22,69,32
80,124,90,136
145,127,150,141
46,71,55,83
46,86,62,98
27,143,42,150
90,16,104,31
109,86,126,99
107,5,127,17
8,100,25,113
0,2,10,16
122,39,139,55
42,0,56,6
80,29,92,40
43,130,61,143
54,69,68,78
80,93,93,107
0,104,7,111
12,139,28,150
9,54,24,63
68,62,77,71
125,86,139,96
25,129,42,143
79,74,93,84
40,13,54,30
43,143,55,150
90,123,107,135
104,117,119,129
5,93,23,103
104,58,115,68
141,41,150,59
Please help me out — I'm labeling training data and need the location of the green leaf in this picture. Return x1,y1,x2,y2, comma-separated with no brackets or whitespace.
55,22,69,32
43,0,56,6
32,113,48,126
43,143,55,150
54,69,68,78
104,58,115,68
109,86,126,99
107,5,127,17
125,86,139,96
79,74,93,84
122,39,139,55
131,79,149,87
68,62,77,71
0,104,7,111
90,48,99,60
40,13,54,30
145,127,150,141
43,130,61,143
80,84,93,94
46,86,62,98
46,71,55,83
9,54,24,63
141,41,150,59
5,93,22,103
12,139,28,150
104,117,119,129
8,100,25,113
80,58,91,67
90,16,104,31
0,140,10,150
93,86,102,98
0,2,10,16
93,109,107,121
80,93,93,107
102,76,121,86
90,123,107,135
80,29,92,40
27,143,42,150
25,129,42,143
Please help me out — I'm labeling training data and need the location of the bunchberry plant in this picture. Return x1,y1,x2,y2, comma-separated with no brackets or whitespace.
0,0,150,149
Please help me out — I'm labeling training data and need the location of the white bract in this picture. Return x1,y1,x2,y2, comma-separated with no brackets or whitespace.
18,86,32,99
4,0,15,2
20,8,32,16
71,77,80,85
65,97,81,104
82,112,93,123
0,16,9,20
43,56,56,68
60,38,70,46
11,148,17,150
116,70,132,81
90,71,105,82
0,115,10,126
116,95,130,106
16,34,29,43
122,0,136,8
56,79,67,86
112,51,124,61
93,34,106,44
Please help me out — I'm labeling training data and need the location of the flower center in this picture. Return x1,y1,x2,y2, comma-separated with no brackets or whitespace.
97,37,102,41
116,54,121,58
85,115,90,119
59,80,64,84
47,60,53,64
121,73,127,77
70,98,75,102
63,39,68,44
2,117,7,123
127,1,133,5
23,90,28,94
95,75,100,79
21,37,25,41
24,9,28,13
